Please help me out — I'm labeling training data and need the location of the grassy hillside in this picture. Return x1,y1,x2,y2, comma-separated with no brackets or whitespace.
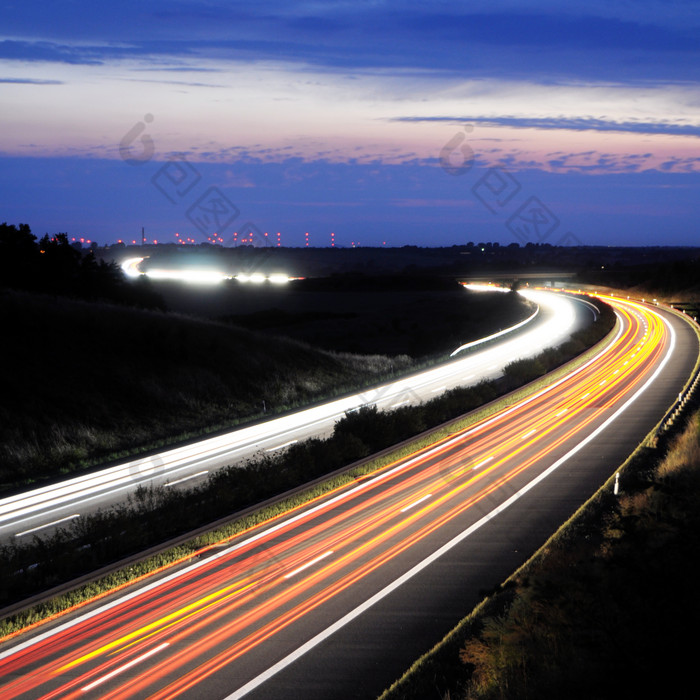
0,290,409,490
0,282,531,491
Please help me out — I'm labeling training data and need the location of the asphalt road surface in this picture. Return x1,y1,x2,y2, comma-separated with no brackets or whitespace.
0,294,697,699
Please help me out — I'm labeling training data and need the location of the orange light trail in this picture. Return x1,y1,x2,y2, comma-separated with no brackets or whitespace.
0,295,683,700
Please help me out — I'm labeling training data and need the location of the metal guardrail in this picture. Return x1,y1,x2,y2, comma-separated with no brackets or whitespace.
649,302,700,445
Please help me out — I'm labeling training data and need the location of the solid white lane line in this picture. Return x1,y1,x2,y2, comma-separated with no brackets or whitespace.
225,309,677,700
450,305,540,356
400,494,432,513
0,309,626,664
15,514,80,537
283,551,334,580
81,642,169,692
165,471,209,487
0,293,576,527
266,440,298,453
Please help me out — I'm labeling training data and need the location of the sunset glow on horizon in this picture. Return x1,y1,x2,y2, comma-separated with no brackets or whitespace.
2,1,699,247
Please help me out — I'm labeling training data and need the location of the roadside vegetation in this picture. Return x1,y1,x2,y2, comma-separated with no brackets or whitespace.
378,407,700,700
0,302,614,633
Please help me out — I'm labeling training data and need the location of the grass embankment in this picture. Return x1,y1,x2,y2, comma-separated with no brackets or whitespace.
0,290,404,491
379,415,700,699
0,298,614,637
0,281,531,491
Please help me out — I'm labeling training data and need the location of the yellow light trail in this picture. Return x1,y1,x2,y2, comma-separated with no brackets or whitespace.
0,294,686,700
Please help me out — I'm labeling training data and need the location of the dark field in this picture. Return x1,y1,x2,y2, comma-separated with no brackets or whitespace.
0,279,531,490
155,275,533,358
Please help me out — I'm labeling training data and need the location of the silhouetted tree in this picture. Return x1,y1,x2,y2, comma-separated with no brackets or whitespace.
0,222,164,308
0,222,39,288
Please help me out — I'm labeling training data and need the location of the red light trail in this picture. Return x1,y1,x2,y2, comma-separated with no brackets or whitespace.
0,295,693,699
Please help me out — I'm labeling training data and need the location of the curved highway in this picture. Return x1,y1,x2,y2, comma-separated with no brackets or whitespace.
0,295,697,699
0,287,583,541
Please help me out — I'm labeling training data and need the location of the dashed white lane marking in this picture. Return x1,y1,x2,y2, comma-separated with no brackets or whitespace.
283,551,335,580
400,494,433,513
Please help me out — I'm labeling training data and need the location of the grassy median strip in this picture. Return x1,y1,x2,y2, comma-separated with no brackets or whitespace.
0,299,616,641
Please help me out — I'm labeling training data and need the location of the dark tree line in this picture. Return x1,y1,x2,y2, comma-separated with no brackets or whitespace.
0,222,163,308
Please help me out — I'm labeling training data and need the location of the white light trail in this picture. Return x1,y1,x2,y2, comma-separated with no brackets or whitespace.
14,514,81,537
164,471,209,487
0,288,580,538
80,643,169,693
119,257,294,285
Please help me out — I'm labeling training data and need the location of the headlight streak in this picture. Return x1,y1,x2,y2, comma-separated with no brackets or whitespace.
0,295,682,700
2,308,640,668
4,306,640,672
450,299,540,356
119,258,294,286
0,287,578,536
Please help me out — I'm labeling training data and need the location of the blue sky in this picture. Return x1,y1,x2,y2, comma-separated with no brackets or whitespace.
1,1,699,247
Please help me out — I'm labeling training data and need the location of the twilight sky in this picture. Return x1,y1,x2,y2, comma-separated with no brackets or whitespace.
1,1,699,248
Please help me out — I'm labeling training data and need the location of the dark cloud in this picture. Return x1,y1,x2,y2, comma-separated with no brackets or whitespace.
0,77,63,84
0,40,105,65
2,3,700,82
119,77,229,88
393,115,700,137
131,66,223,73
